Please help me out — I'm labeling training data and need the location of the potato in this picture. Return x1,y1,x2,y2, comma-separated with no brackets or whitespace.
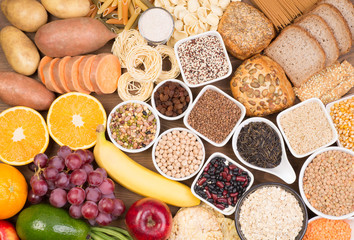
1,0,47,32
35,18,116,57
0,72,55,111
41,0,90,19
0,26,40,76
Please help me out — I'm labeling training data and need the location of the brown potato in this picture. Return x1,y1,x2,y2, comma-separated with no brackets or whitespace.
41,0,90,19
0,26,40,76
1,0,47,32
0,72,55,111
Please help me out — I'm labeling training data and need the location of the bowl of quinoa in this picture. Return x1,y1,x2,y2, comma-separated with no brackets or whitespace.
107,100,160,153
235,182,308,240
299,147,354,220
174,31,232,88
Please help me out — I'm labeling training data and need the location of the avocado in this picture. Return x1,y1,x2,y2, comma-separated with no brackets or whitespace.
16,204,90,240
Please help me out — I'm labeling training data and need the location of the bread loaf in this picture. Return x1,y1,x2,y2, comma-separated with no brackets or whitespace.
311,4,352,55
318,0,354,39
218,2,275,60
230,55,295,116
265,26,326,87
295,14,339,67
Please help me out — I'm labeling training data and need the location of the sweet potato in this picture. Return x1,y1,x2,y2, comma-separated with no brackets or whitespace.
89,53,120,94
82,55,96,92
52,56,71,93
34,18,116,57
65,56,85,92
43,58,64,93
0,72,55,110
38,56,52,84
78,55,93,92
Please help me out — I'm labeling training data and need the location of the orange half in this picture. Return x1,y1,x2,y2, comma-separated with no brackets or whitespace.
47,92,107,150
0,107,49,165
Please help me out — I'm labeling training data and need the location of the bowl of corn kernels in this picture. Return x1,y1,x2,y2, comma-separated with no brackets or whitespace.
326,94,353,152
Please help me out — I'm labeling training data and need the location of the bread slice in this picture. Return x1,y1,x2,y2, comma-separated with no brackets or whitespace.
311,4,352,54
319,0,354,39
265,26,326,87
295,14,339,67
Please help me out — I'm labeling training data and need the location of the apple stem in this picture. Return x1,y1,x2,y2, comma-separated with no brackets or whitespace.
147,216,156,228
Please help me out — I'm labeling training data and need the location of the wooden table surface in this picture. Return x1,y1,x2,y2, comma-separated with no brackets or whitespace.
0,1,353,230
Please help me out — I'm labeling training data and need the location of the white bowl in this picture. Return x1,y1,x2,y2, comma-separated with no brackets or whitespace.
174,31,232,88
325,94,354,150
150,79,193,121
107,100,160,153
151,127,205,181
232,117,296,184
307,216,354,240
183,85,246,147
299,147,354,220
276,98,338,158
191,152,254,216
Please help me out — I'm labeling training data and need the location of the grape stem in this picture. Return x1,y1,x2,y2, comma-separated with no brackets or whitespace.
89,226,133,240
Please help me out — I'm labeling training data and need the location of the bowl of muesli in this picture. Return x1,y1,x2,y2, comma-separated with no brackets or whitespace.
234,182,308,240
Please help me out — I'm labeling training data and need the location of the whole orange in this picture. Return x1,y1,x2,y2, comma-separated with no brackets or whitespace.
0,164,28,219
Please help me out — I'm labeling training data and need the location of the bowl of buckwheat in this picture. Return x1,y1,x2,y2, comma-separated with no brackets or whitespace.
152,127,205,181
107,100,160,153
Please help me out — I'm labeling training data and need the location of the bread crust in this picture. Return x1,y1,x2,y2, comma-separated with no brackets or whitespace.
265,25,326,87
230,55,295,116
294,14,339,67
218,2,275,60
311,3,352,54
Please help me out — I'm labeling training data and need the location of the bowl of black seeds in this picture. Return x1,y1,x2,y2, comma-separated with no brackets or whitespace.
191,152,254,215
232,117,296,184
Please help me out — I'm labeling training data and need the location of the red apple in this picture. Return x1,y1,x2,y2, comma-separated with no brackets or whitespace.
125,198,172,240
0,220,19,240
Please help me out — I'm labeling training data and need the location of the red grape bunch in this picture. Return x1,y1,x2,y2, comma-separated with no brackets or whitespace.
28,146,125,226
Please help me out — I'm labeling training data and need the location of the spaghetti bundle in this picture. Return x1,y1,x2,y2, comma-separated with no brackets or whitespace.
111,29,146,68
126,45,162,83
156,45,180,83
112,30,180,102
117,72,154,101
253,0,318,29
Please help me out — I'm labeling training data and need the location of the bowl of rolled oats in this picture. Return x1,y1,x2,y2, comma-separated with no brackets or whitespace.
235,182,308,240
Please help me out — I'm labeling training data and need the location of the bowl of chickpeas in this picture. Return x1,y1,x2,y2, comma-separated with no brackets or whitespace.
152,127,205,181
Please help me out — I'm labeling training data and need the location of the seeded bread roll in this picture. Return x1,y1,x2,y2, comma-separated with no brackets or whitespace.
230,55,295,116
218,2,275,60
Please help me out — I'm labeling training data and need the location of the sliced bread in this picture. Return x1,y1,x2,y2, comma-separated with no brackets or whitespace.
319,0,354,39
265,26,326,87
295,14,339,67
311,4,352,54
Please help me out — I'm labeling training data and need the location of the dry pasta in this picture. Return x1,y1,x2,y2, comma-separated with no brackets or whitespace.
117,72,154,101
126,45,162,82
253,0,317,29
154,0,241,46
155,45,180,82
111,29,146,68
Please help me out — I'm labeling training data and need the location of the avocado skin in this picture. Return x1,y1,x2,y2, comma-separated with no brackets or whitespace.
16,204,90,240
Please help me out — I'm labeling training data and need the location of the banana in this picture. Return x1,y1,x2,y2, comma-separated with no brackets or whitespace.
93,125,200,207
